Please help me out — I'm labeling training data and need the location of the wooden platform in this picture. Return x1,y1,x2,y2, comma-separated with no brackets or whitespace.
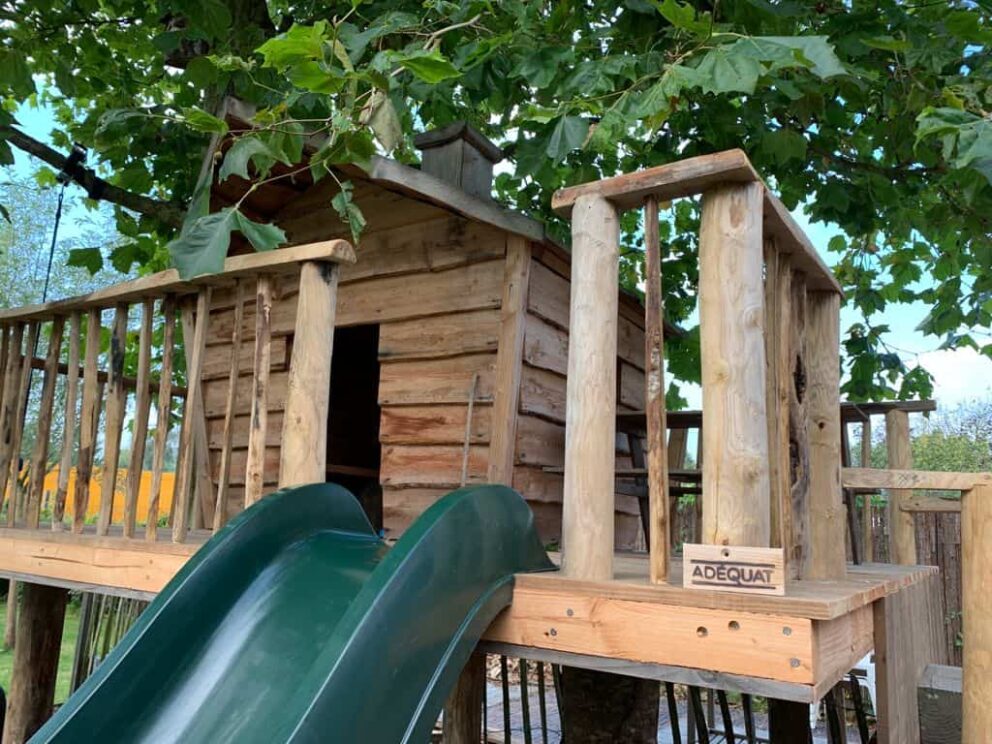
0,528,935,703
481,552,936,703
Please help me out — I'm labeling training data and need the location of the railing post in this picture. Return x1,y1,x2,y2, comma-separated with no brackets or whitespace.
698,182,770,547
279,261,340,488
886,408,915,564
561,193,619,581
962,484,991,741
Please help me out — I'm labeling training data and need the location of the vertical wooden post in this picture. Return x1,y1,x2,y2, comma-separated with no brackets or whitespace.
146,299,175,541
805,291,846,579
441,652,486,743
698,182,770,547
7,322,39,526
486,236,530,485
26,317,64,528
280,262,340,487
73,309,101,533
774,257,797,574
98,303,129,536
2,582,68,743
861,417,873,562
245,276,273,506
124,300,154,537
962,484,991,743
174,289,210,542
53,313,81,530
214,281,245,529
0,323,25,514
643,195,670,584
885,408,915,564
561,193,619,581
180,299,217,531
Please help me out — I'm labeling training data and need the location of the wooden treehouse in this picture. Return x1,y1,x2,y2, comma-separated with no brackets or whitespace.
0,111,988,743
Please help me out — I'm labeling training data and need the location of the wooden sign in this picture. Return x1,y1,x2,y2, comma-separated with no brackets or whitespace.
683,544,785,596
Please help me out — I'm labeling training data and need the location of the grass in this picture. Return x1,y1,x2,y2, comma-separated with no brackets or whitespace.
0,596,81,703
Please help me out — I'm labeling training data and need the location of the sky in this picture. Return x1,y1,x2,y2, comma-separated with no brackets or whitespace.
5,99,990,412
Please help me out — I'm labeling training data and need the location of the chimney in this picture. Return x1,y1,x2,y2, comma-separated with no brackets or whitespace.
413,121,503,201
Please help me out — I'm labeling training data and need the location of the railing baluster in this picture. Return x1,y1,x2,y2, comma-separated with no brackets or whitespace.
7,321,39,526
180,295,216,531
0,325,9,411
147,298,176,541
245,276,272,507
26,317,65,527
174,289,210,542
53,312,82,529
0,323,25,516
124,300,153,537
98,303,129,535
74,309,103,533
214,279,245,530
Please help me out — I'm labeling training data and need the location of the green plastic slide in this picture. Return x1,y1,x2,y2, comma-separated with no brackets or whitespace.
32,483,553,743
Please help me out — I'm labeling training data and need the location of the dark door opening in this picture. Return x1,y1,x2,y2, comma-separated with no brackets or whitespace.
326,324,382,531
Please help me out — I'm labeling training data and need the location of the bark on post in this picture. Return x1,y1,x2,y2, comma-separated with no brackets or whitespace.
805,291,846,580
698,182,770,547
2,582,68,743
560,192,619,581
962,484,991,742
885,409,916,564
279,261,340,488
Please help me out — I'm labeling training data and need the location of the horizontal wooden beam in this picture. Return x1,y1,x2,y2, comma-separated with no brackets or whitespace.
0,528,198,595
0,240,355,323
901,495,962,513
478,641,820,703
841,468,992,493
761,192,842,293
552,150,758,216
840,399,937,421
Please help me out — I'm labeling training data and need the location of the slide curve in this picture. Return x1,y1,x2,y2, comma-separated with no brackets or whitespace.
31,483,553,743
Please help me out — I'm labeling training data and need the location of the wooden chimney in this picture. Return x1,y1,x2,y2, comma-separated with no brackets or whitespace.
414,121,503,201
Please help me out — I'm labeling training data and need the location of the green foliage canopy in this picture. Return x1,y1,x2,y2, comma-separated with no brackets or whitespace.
2,0,991,401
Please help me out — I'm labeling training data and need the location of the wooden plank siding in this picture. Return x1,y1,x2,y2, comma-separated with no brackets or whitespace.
197,188,649,547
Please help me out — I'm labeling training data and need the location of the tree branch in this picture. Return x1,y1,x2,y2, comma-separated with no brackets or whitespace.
1,125,186,228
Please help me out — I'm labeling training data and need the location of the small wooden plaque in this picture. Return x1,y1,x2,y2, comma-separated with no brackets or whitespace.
683,544,785,596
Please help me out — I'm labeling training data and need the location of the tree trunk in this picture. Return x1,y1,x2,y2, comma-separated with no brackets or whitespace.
558,667,659,743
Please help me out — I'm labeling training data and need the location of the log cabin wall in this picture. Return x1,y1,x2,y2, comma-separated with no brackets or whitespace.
513,244,647,549
205,169,649,545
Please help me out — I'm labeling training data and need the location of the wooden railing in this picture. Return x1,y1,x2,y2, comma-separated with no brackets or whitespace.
0,240,354,543
840,467,990,741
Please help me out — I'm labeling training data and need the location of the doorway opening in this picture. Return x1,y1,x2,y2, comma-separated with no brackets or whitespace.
325,324,382,531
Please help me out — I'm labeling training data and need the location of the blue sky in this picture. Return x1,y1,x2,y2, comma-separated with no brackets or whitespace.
6,100,990,409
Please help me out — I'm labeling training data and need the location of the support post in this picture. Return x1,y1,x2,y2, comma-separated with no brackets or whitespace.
561,193,619,581
643,195,670,584
861,417,873,562
805,291,846,579
441,652,485,743
2,582,68,743
886,408,916,564
698,181,770,547
279,262,340,487
962,484,991,742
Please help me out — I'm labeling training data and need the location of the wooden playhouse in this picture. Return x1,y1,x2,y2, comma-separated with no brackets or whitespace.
0,105,986,743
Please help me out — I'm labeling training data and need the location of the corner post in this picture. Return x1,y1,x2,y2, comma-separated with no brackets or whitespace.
279,261,340,488
561,193,619,581
885,408,916,564
698,182,770,547
2,582,68,743
962,484,991,741
805,290,846,579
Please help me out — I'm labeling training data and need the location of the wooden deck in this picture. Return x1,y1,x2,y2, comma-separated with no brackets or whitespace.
0,526,934,704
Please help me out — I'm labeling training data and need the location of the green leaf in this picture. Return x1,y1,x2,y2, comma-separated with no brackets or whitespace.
233,211,286,253
167,209,236,278
183,107,228,135
67,248,104,275
513,48,573,89
257,22,329,70
761,129,807,165
369,95,402,152
398,50,461,84
287,61,344,93
109,242,148,274
862,36,911,52
0,49,35,98
692,46,762,95
546,116,589,161
756,36,846,78
219,136,286,182
331,181,367,244
654,0,711,36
